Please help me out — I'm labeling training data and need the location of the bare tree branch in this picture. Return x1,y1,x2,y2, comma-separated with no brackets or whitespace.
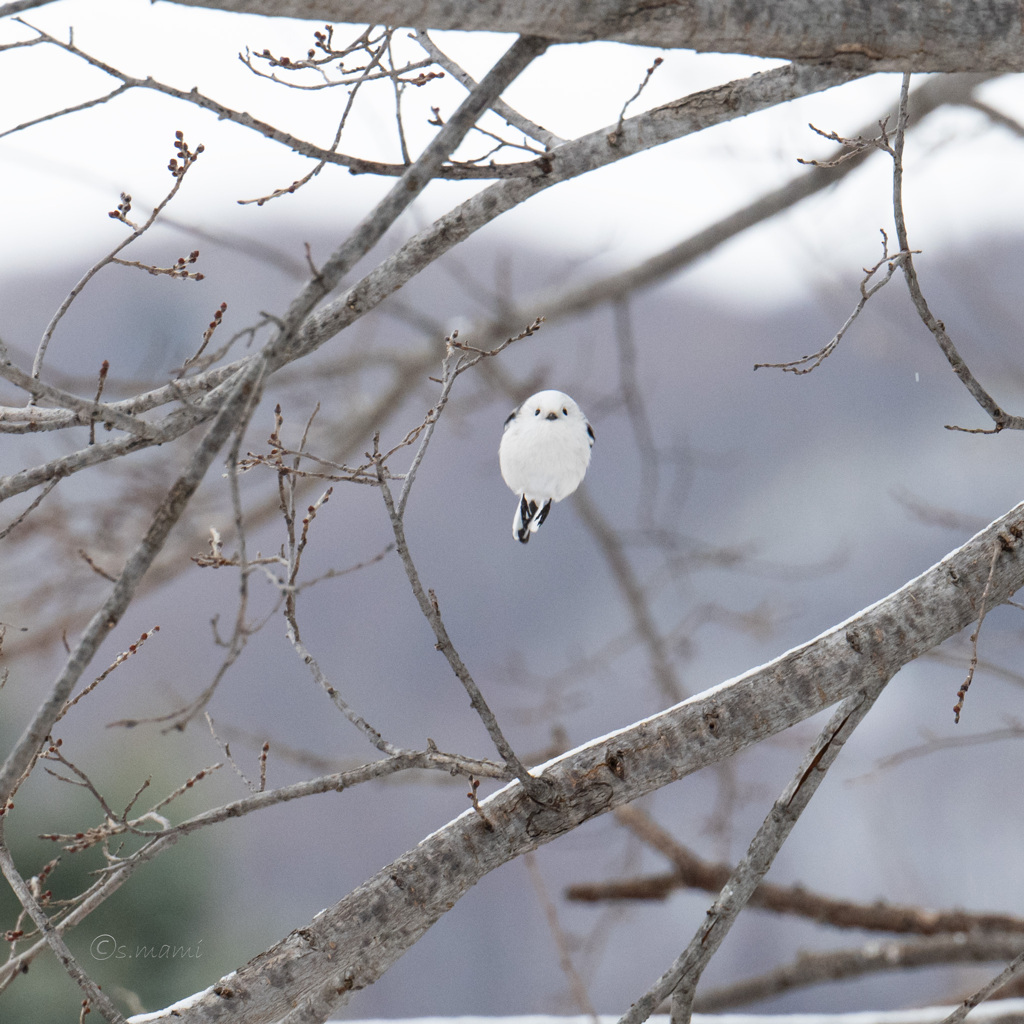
137,500,1024,1023
5,3,1024,1016
412,29,565,150
375,447,543,798
0,356,267,810
0,0,54,16
694,935,1024,1012
0,821,128,1024
941,948,1024,1024
620,682,885,1024
165,0,1024,72
568,803,1024,936
305,62,867,364
889,73,1024,432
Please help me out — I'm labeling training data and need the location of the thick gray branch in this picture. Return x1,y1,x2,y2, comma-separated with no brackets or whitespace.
299,62,864,356
166,0,1024,73
139,502,1024,1023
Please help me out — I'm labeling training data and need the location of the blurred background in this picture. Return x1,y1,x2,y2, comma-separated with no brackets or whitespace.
3,1,1024,1019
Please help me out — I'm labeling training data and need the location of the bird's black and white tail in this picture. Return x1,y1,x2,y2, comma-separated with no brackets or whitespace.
513,495,552,544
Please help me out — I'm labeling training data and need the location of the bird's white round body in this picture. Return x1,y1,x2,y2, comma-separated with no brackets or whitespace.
499,391,594,546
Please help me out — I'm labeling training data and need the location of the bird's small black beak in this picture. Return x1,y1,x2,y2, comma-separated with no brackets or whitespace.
545,412,558,420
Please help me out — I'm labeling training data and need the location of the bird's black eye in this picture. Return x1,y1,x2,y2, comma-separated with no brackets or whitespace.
534,408,541,416
562,408,568,415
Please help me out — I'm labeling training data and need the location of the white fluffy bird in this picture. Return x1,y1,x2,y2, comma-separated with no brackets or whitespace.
499,389,594,544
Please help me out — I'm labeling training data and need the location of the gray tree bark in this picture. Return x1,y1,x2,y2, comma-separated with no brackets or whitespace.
138,502,1024,1023
166,0,1024,73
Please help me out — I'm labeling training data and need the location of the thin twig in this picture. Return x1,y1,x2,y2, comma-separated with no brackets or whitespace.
954,539,1002,722
889,72,1024,432
88,359,109,445
374,441,546,800
412,30,563,150
238,30,395,205
755,230,916,374
31,130,204,381
0,81,132,136
0,476,58,541
796,117,895,167
205,713,259,792
610,56,665,145
865,720,1024,775
394,334,459,518
525,851,599,1020
0,821,128,1023
58,626,161,722
287,626,401,754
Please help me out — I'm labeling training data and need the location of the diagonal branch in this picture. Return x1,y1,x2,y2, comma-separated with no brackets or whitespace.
295,61,867,362
412,28,564,150
941,948,1024,1024
620,683,886,1024
375,454,544,800
273,32,549,356
138,499,1024,1024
